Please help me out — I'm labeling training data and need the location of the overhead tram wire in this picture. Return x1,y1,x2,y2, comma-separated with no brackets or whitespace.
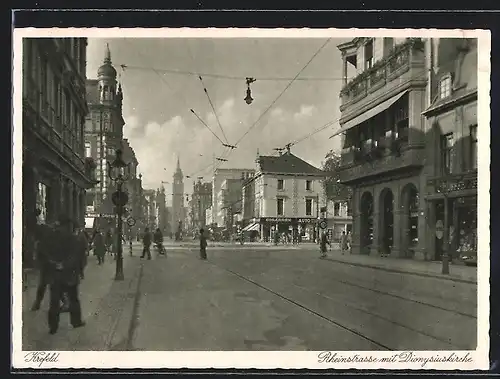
198,76,229,144
117,64,345,82
225,38,333,163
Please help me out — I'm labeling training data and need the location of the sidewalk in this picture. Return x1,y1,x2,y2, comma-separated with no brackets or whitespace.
322,250,477,284
22,251,143,351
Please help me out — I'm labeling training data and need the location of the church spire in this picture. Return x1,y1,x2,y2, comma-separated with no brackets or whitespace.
104,43,112,64
176,156,181,171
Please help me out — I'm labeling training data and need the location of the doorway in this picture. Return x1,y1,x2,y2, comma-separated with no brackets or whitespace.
360,191,374,254
379,188,394,254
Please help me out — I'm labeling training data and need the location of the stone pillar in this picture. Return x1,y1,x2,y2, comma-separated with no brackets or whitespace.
351,188,361,254
370,189,380,256
342,55,348,86
391,189,402,258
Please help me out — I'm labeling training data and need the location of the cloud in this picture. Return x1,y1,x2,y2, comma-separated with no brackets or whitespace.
125,99,329,192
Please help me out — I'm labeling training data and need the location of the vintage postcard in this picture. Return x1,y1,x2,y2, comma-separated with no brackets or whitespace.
12,27,490,370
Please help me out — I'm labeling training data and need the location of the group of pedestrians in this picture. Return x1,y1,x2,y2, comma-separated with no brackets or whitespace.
30,212,87,335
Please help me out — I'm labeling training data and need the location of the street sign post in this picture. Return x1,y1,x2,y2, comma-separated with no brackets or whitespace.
319,219,327,230
126,217,136,227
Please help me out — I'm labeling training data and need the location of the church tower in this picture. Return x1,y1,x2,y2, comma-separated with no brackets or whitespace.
172,156,185,234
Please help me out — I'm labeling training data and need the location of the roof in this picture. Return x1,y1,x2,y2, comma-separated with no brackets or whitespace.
257,152,324,176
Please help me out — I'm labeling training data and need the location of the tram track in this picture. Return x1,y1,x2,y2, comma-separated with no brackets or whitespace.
180,248,474,350
205,259,392,351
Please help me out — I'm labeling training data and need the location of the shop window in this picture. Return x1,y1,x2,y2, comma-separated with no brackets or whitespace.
85,141,91,157
441,132,454,174
470,125,477,170
305,199,312,216
334,202,341,216
277,179,284,190
439,74,452,99
277,198,284,216
457,202,477,255
364,39,374,70
306,180,312,191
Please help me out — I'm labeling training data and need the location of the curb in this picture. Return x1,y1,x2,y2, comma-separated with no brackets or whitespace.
104,262,144,351
324,256,477,285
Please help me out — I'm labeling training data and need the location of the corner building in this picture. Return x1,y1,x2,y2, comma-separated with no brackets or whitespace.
333,37,428,258
84,44,126,227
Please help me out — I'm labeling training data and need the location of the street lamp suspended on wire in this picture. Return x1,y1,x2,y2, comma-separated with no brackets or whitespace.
244,77,256,105
107,149,131,281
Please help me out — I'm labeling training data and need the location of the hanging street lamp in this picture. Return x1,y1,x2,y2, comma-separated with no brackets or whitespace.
244,77,256,105
107,149,131,281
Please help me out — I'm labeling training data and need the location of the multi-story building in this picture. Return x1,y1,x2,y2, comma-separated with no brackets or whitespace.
326,200,353,241
219,178,244,233
143,189,157,228
422,38,477,262
332,36,477,262
241,148,325,242
191,180,212,228
332,37,428,258
211,168,255,227
84,44,126,228
22,37,96,265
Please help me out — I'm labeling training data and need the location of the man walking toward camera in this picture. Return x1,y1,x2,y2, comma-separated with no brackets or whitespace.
46,215,85,335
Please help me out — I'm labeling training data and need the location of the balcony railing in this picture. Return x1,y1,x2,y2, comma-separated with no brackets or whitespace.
339,144,424,184
340,38,425,105
426,170,478,195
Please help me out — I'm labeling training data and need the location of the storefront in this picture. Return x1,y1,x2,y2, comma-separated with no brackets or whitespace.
256,217,318,242
426,173,477,262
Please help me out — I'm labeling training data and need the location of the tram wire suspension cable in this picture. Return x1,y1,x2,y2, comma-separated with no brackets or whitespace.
199,75,229,144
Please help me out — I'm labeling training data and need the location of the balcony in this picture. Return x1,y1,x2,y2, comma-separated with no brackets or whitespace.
340,38,426,112
339,141,424,185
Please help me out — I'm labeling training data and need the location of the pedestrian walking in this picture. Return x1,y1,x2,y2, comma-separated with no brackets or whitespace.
319,231,331,259
93,229,106,265
154,228,165,255
105,230,113,257
74,224,88,280
46,214,86,335
31,215,54,311
347,231,352,254
340,231,349,255
199,228,208,260
140,227,152,260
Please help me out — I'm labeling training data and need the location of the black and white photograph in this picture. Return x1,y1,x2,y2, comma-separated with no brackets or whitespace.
12,28,490,370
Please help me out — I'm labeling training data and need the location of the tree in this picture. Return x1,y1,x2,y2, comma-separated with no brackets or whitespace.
321,150,353,202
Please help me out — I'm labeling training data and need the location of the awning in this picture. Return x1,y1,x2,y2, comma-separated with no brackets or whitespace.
84,217,95,229
242,223,259,232
330,90,408,138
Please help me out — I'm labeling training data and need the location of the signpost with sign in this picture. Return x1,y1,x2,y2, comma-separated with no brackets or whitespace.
319,219,328,230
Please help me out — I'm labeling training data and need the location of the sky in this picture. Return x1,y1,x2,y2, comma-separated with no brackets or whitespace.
86,37,350,194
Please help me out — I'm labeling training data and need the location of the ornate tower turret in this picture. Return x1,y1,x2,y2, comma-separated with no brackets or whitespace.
97,43,117,105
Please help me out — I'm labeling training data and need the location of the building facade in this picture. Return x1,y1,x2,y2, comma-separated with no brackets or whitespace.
191,180,212,229
422,38,477,262
22,37,96,265
241,148,325,242
326,200,353,241
219,178,244,234
333,37,428,258
212,168,255,227
84,44,125,227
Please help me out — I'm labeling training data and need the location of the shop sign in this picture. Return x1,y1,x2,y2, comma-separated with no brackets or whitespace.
261,218,292,223
319,220,328,229
86,212,115,219
435,220,444,240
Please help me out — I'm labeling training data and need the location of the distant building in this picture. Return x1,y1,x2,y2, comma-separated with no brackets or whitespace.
219,178,244,235
326,200,353,242
171,157,185,233
241,147,325,242
211,168,255,227
191,180,212,228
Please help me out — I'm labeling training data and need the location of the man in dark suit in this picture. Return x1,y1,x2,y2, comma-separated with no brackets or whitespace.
46,214,85,335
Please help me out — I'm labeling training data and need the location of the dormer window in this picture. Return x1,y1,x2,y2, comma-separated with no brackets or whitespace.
439,74,452,99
